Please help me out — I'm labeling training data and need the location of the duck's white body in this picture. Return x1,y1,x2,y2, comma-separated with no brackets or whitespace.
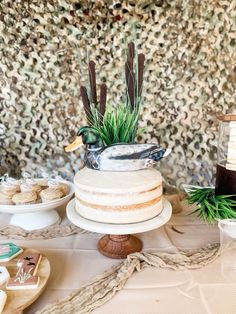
99,156,154,171
86,144,171,171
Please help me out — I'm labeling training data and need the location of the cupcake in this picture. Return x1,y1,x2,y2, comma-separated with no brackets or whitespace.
0,182,19,195
12,191,38,205
40,187,64,202
37,178,48,189
57,182,69,196
20,183,42,194
6,178,21,192
48,180,69,196
0,191,14,205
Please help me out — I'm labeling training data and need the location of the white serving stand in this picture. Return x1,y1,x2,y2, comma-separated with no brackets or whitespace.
67,198,172,259
0,181,75,231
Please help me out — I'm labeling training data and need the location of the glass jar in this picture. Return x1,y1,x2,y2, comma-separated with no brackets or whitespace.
218,219,236,281
215,114,236,196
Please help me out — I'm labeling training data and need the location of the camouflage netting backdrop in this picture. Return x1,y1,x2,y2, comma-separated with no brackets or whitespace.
0,0,236,188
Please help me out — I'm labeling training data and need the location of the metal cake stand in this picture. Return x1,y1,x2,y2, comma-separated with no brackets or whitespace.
67,198,172,259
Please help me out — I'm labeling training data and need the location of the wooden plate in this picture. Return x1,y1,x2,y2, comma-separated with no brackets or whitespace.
0,249,50,314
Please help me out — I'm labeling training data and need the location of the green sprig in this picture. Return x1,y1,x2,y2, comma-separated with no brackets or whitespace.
186,186,236,223
89,102,142,146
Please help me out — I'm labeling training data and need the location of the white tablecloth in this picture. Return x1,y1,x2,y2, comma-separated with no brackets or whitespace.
0,202,236,314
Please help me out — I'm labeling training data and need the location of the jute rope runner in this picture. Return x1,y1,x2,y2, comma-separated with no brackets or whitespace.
36,243,220,314
0,223,87,240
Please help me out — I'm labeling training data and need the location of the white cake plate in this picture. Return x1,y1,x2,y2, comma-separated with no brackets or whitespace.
67,198,172,259
0,181,75,231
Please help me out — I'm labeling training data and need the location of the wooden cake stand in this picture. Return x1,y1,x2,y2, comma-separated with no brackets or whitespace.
67,198,172,259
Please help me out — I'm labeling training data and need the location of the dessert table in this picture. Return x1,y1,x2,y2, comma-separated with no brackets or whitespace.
0,202,235,314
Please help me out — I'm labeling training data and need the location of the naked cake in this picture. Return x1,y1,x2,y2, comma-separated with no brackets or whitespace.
74,167,163,224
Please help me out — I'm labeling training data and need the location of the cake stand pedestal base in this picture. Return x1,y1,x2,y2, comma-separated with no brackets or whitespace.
98,234,142,259
10,210,61,231
66,198,172,259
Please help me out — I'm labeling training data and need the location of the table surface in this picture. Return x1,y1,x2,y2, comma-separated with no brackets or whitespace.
1,201,236,314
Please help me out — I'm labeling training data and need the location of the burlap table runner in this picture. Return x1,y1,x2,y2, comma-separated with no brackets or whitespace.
36,243,220,314
0,223,87,240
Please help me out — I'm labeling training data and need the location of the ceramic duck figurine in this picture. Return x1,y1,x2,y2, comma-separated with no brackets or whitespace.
65,127,171,171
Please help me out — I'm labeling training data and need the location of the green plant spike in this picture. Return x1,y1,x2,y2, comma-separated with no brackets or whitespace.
186,186,236,223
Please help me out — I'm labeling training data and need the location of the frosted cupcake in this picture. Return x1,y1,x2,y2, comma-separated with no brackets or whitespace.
12,191,38,205
37,178,48,189
40,187,64,202
48,180,69,196
0,182,19,195
6,178,21,192
0,191,14,205
21,179,42,194
37,172,50,189
20,183,42,194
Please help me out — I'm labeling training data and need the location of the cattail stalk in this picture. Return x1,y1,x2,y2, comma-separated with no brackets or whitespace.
88,60,97,105
80,86,91,120
128,42,135,60
138,53,145,97
100,83,107,117
125,60,135,109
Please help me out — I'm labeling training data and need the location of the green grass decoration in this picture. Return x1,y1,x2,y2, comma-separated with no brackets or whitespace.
89,102,141,146
186,186,236,223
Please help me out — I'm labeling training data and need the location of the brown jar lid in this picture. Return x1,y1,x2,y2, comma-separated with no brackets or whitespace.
217,114,236,121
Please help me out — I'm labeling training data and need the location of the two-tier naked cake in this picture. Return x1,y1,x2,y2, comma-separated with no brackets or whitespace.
74,167,163,224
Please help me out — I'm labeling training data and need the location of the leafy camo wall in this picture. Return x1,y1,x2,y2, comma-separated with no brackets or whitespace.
0,0,235,188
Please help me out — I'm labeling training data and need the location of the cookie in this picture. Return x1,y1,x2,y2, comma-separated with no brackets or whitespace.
0,243,23,262
40,187,64,202
0,266,10,285
6,253,41,290
0,290,7,313
12,191,38,205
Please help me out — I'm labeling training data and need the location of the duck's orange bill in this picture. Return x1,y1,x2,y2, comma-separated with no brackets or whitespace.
65,136,83,152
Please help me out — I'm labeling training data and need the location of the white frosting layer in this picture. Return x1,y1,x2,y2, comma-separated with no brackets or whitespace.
75,185,162,206
74,167,162,193
74,167,163,223
75,197,163,224
6,178,21,186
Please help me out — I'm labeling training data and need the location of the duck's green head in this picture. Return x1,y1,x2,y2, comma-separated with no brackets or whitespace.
78,126,102,147
65,126,102,152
